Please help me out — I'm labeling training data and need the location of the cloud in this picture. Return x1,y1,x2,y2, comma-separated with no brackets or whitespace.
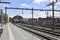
37,11,60,18
49,5,57,9
21,3,29,7
3,4,10,7
56,2,60,5
33,0,48,4
48,11,60,18
37,11,47,18
49,0,55,2
33,0,58,4
49,0,59,3
54,12,60,18
7,0,14,2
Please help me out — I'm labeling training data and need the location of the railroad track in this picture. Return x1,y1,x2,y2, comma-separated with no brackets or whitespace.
17,23,60,37
15,24,57,40
13,23,60,40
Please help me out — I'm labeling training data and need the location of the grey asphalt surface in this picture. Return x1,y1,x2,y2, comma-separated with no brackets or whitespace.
0,23,42,40
0,23,9,40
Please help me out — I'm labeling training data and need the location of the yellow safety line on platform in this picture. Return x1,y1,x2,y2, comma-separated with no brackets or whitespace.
7,16,9,23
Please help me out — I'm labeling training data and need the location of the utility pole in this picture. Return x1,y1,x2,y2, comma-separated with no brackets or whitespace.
52,1,55,30
47,1,55,30
5,7,7,24
0,1,10,24
0,2,10,24
0,0,10,35
45,11,48,18
45,11,49,27
32,8,33,27
0,9,2,27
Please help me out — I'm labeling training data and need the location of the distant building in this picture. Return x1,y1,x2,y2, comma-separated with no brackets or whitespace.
23,18,28,23
12,15,23,23
0,11,5,23
38,17,53,22
55,18,60,27
38,17,60,27
28,18,37,25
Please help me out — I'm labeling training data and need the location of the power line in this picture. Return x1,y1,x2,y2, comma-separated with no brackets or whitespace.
5,7,60,11
28,0,33,5
0,2,10,4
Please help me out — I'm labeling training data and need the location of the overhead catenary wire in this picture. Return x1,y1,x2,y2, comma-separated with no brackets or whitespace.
0,2,10,4
5,7,60,12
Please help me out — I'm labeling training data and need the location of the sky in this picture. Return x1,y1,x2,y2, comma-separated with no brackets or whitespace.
0,0,60,18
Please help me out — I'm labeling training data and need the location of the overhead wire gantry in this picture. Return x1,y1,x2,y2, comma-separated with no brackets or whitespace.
5,7,60,28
